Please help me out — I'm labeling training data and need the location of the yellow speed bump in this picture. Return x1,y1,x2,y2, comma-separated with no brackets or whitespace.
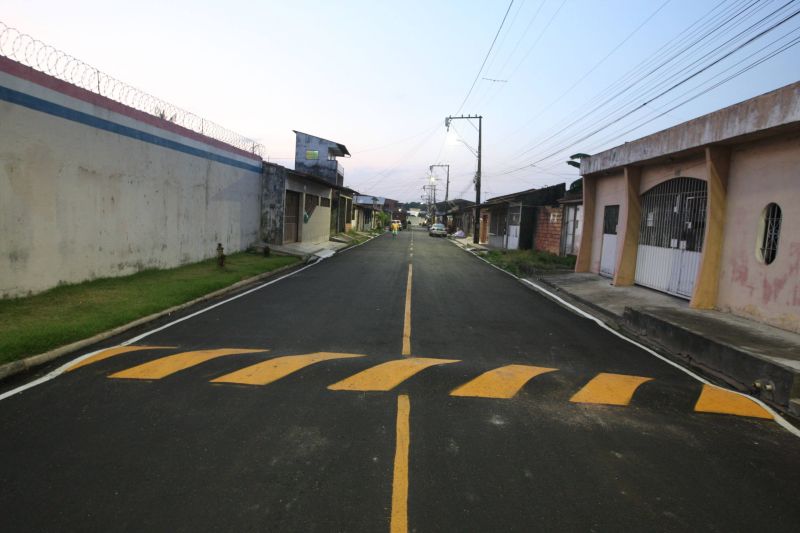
451,364,557,399
328,358,459,392
109,348,267,380
694,384,772,419
570,372,653,406
211,352,365,386
66,345,174,371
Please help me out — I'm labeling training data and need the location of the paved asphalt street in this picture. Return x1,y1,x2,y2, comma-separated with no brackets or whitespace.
1,227,799,532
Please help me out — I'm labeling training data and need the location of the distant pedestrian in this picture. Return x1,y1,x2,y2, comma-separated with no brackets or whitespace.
391,221,399,237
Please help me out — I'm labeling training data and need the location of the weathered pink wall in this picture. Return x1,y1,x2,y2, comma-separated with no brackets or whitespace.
589,172,624,273
639,157,706,193
717,134,800,333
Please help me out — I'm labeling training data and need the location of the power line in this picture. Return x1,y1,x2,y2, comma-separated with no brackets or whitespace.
490,0,673,146
505,0,765,166
454,0,515,114
497,0,754,165
524,1,800,168
495,0,799,174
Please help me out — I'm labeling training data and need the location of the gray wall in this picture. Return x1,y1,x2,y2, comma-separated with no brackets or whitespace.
1,59,263,298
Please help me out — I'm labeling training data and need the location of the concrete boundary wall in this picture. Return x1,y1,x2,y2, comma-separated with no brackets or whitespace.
1,58,263,298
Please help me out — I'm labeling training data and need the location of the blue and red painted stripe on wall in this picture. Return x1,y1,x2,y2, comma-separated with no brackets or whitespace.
0,56,262,173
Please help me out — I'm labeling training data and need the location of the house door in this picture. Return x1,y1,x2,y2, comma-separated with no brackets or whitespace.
284,190,300,244
507,205,521,250
599,205,619,277
480,214,489,243
635,178,707,299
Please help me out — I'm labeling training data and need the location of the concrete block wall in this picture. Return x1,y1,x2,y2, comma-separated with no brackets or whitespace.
534,207,563,255
0,57,263,298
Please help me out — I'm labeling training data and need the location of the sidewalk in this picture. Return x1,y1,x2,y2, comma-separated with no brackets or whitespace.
535,272,800,416
254,235,361,261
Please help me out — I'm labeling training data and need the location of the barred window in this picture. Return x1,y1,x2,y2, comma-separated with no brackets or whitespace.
758,203,782,265
321,197,331,208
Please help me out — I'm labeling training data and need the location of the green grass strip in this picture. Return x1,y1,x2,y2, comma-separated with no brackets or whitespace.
483,249,576,277
0,252,299,365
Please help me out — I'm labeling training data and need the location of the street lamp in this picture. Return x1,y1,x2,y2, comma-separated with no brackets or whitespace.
429,164,450,225
445,115,482,244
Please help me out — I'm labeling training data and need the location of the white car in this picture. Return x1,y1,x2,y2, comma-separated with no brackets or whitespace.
428,223,447,237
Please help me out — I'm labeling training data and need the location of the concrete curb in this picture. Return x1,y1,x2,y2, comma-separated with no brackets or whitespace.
0,261,301,382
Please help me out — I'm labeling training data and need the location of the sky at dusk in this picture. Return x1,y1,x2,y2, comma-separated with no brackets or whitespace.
3,0,800,203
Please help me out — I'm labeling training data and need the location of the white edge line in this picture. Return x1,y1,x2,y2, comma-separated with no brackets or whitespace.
458,242,800,439
335,233,379,254
0,259,324,402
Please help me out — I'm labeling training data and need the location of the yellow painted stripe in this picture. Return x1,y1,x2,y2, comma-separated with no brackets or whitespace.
402,264,413,357
66,345,174,371
391,394,410,533
694,384,772,419
450,364,557,399
570,372,653,406
210,352,365,386
328,358,459,392
109,348,267,380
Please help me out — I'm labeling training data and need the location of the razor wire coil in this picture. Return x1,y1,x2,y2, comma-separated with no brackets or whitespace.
0,21,263,156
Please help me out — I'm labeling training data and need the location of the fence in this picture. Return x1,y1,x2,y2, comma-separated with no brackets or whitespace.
0,20,263,155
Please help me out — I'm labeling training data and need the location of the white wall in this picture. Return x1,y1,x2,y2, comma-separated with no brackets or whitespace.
0,62,262,298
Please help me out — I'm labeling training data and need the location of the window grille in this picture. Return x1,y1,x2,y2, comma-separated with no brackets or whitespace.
637,178,707,252
760,203,781,265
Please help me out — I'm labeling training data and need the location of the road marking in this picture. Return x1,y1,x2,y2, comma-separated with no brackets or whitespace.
450,364,557,399
109,348,267,380
502,277,799,437
328,358,459,392
210,352,365,386
402,264,413,357
391,394,410,533
694,384,773,419
66,345,174,371
570,372,653,406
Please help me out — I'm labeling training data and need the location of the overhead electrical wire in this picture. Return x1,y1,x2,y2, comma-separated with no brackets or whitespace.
490,0,673,146
504,0,767,167
497,0,753,162
454,0,515,114
521,1,800,168
581,27,800,154
494,0,800,175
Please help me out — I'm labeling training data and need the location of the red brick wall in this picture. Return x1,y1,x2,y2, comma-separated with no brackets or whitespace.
534,207,562,254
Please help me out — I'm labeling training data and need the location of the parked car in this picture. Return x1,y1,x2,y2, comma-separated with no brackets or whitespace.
428,223,447,237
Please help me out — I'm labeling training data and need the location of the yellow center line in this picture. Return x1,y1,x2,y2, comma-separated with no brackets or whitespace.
391,394,410,533
402,264,413,357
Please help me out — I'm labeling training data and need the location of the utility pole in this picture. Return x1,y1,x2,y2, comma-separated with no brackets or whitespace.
429,164,450,225
445,115,482,243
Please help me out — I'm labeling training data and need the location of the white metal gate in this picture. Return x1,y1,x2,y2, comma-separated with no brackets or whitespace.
635,178,707,298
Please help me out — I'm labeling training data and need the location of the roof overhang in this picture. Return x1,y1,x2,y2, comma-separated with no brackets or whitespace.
581,81,800,177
